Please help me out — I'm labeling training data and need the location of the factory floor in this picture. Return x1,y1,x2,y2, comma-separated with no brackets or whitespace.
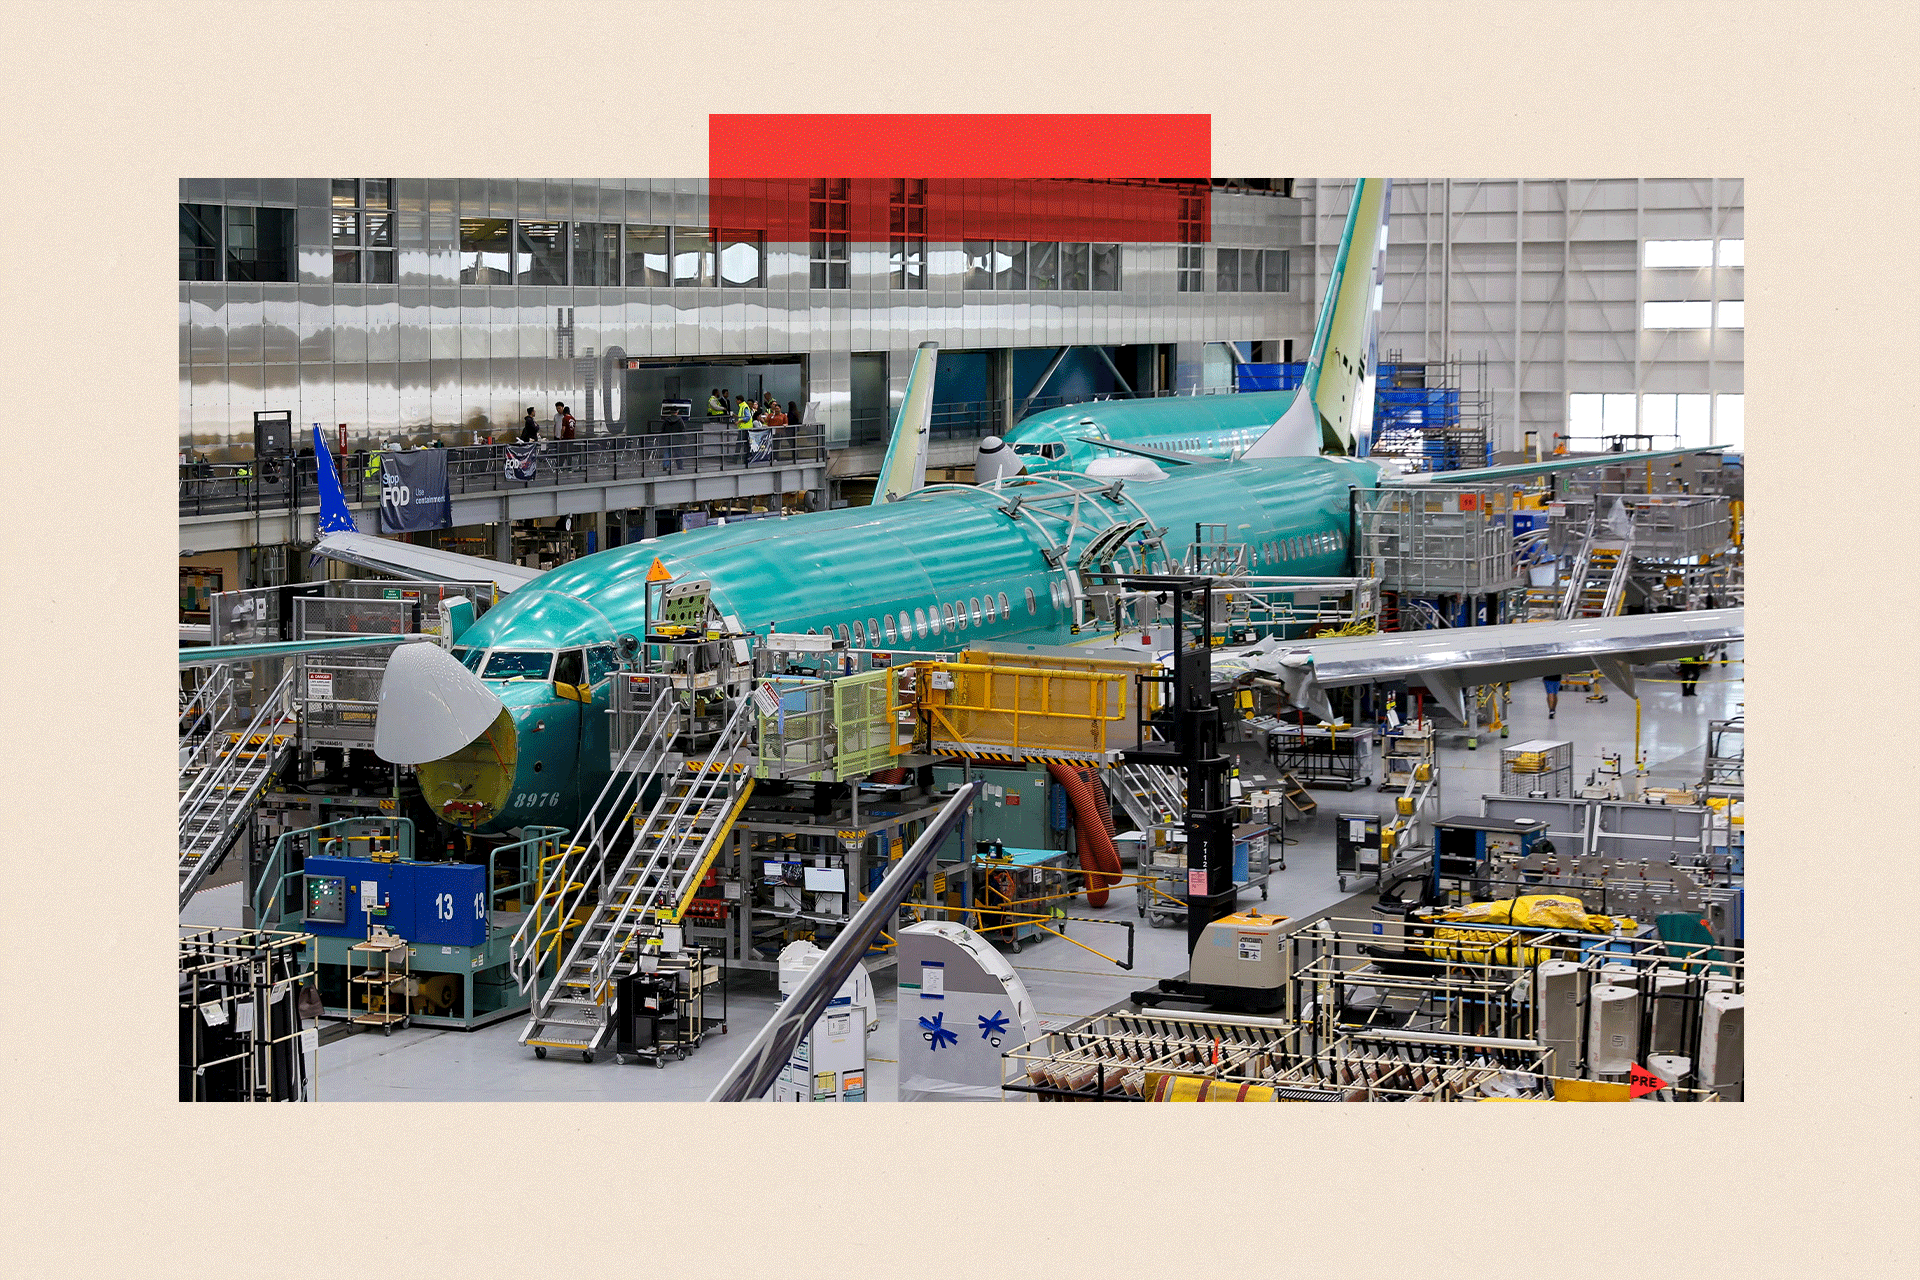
186,650,1742,1101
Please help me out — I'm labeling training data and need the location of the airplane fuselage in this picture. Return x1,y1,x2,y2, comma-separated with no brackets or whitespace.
430,453,1383,833
1000,389,1300,475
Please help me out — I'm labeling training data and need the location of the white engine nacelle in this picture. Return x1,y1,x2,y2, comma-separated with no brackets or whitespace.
974,435,1023,484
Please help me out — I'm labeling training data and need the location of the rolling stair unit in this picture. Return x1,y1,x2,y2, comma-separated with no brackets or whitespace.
1560,536,1633,621
517,699,756,1061
178,667,299,909
1110,761,1186,833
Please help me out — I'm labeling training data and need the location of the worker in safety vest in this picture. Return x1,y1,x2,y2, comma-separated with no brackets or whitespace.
735,397,753,429
707,388,726,418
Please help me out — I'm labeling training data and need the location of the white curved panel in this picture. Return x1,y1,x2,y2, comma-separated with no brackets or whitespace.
373,641,506,764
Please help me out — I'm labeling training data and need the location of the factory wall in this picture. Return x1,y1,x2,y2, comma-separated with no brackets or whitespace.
179,179,1309,461
1301,178,1746,454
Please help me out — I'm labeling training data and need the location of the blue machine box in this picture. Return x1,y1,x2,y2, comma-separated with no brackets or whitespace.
301,856,487,947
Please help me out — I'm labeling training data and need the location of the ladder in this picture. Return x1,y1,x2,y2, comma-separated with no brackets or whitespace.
1560,536,1633,619
517,698,756,1061
178,667,298,909
1109,761,1186,832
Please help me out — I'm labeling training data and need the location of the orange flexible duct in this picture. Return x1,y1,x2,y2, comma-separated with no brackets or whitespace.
1047,763,1122,908
1079,766,1118,838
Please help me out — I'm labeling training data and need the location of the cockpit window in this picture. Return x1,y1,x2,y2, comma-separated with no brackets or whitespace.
483,650,553,680
586,644,617,684
452,647,486,673
1012,443,1045,456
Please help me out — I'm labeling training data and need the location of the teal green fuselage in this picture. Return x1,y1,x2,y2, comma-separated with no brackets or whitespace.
451,454,1383,833
1004,390,1302,474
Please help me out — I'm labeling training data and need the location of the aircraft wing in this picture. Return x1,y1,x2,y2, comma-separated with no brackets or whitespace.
1392,446,1729,485
180,632,437,667
1075,436,1227,468
1215,608,1743,721
311,530,544,593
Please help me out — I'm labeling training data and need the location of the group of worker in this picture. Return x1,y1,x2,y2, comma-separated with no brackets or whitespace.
707,387,796,430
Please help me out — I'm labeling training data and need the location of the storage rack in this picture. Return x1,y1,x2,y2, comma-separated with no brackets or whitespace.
179,927,318,1102
1501,739,1573,797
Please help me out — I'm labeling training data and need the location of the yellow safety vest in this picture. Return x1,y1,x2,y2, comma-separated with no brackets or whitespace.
736,402,753,427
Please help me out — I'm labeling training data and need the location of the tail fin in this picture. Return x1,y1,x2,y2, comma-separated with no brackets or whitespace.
1242,179,1393,459
313,425,358,534
873,342,938,503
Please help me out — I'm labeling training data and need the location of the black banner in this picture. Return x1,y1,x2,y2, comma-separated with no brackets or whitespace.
378,449,451,533
504,442,539,482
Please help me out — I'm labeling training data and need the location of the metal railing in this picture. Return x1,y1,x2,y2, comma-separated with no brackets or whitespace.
179,663,238,776
253,816,417,928
509,694,680,997
180,425,829,518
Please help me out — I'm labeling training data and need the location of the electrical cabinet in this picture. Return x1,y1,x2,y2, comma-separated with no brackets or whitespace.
301,856,486,946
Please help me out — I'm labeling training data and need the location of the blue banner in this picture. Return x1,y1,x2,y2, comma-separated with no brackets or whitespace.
747,427,774,465
378,449,451,533
504,442,538,482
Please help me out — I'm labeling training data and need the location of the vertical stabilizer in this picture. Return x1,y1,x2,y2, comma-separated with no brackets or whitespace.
873,342,939,503
1242,179,1393,459
313,425,357,534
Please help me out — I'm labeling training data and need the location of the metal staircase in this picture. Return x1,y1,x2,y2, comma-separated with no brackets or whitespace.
1560,536,1633,620
1109,761,1185,834
515,697,756,1061
179,663,238,777
178,667,298,909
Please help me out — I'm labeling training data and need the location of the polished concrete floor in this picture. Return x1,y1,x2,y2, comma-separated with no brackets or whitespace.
189,650,1742,1102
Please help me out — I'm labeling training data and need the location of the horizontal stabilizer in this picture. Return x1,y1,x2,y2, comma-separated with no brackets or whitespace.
1075,436,1227,468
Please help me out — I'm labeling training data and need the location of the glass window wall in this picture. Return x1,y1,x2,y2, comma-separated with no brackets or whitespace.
573,221,621,286
459,217,512,284
624,224,670,286
179,203,220,281
224,207,295,282
515,220,568,285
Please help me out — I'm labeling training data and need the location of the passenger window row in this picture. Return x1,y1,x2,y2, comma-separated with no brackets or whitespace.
809,587,1049,647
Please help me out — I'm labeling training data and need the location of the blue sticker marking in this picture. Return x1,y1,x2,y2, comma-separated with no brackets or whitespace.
919,1011,959,1052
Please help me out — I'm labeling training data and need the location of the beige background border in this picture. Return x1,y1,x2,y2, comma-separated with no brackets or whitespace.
2,0,1914,1273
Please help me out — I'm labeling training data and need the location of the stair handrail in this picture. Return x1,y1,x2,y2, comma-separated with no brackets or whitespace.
1557,535,1595,620
509,692,679,995
178,664,238,778
579,695,756,1005
1603,535,1635,617
179,664,298,839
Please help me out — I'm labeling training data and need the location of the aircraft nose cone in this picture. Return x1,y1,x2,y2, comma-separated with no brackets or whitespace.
373,642,506,764
975,435,1022,483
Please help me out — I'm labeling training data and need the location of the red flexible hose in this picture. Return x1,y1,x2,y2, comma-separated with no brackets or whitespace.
1047,763,1121,908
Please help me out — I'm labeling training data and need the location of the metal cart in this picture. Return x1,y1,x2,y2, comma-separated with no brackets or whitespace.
348,928,409,1036
612,947,726,1067
1268,723,1375,790
968,843,1078,954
